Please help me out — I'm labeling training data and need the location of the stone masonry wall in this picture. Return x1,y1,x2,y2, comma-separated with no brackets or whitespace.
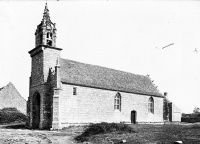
29,46,61,129
29,84,53,129
171,103,182,122
59,84,163,127
31,52,43,87
43,48,61,83
30,47,61,87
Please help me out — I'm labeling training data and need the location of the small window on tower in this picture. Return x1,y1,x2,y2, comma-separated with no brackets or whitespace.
47,33,49,38
47,40,52,46
73,87,77,95
40,34,43,44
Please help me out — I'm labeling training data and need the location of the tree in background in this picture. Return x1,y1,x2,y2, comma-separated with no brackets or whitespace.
193,107,200,114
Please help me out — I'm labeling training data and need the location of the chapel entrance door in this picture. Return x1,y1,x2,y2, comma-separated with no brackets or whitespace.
32,92,40,129
131,110,136,124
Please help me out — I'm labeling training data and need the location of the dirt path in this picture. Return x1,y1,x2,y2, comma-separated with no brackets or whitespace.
0,124,77,144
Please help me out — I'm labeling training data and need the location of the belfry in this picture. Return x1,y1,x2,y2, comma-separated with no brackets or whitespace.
35,3,57,47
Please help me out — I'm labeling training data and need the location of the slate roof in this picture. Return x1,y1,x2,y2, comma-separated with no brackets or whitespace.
60,58,163,97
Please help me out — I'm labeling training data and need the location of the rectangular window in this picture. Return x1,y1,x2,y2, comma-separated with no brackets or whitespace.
73,87,77,95
40,34,43,44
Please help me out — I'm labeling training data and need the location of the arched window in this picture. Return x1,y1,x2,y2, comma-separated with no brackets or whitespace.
148,97,154,114
114,93,121,111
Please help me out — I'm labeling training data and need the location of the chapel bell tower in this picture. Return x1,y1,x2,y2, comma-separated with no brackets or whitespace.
35,3,57,47
28,3,62,129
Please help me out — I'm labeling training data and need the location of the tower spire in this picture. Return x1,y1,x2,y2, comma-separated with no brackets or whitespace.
35,3,57,47
42,3,51,25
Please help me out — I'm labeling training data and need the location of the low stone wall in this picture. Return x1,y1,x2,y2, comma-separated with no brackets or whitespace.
181,117,200,123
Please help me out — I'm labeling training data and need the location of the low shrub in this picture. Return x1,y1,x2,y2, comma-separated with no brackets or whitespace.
0,107,27,124
74,122,135,142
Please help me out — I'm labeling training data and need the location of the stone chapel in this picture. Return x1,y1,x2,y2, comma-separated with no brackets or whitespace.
27,4,164,129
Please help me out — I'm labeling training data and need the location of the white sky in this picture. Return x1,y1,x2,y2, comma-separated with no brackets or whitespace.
0,0,200,113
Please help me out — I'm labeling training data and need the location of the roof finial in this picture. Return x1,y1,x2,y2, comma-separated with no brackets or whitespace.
42,2,51,25
44,2,49,14
45,2,48,9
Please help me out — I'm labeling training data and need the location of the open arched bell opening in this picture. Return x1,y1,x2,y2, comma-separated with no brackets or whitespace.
32,92,41,129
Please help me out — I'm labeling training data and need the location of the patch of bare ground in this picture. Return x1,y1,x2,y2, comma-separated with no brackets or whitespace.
0,123,79,144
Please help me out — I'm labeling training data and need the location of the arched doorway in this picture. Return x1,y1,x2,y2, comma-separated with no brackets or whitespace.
32,92,40,128
131,110,137,124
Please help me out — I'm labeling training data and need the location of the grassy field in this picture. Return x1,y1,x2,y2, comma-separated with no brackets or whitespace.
1,123,200,144
74,123,200,144
126,124,200,144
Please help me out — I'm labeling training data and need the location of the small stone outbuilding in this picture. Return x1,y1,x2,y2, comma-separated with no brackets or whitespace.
163,92,182,123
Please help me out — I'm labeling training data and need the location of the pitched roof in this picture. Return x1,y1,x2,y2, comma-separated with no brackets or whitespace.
0,82,27,114
60,58,163,97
